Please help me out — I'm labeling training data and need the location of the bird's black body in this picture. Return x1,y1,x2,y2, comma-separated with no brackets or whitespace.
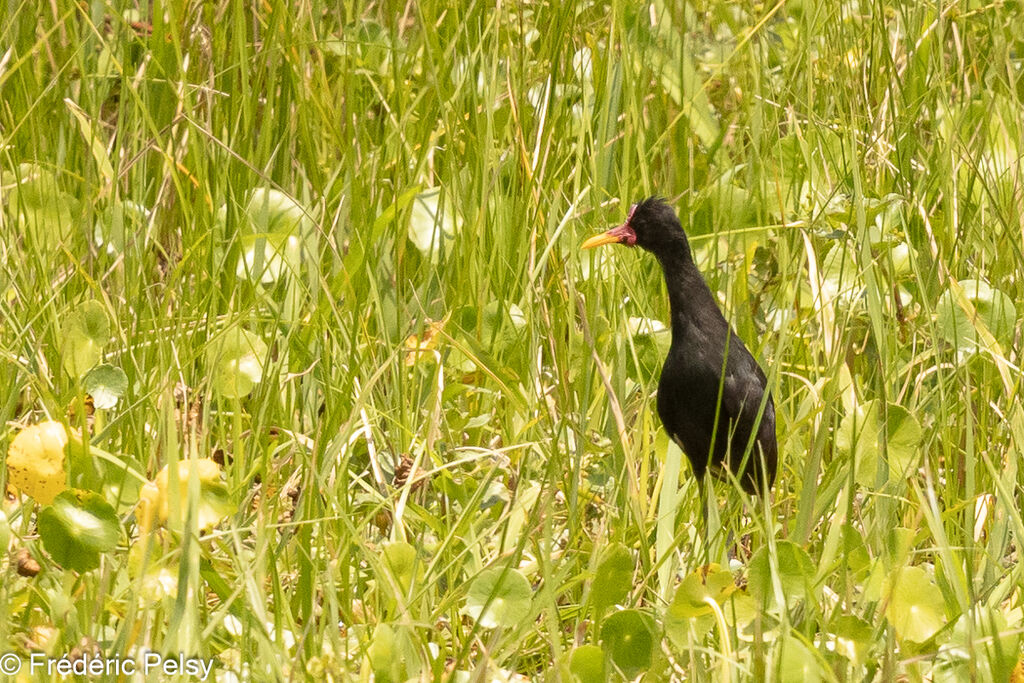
583,198,777,493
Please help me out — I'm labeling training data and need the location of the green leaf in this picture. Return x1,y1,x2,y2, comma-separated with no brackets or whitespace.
884,527,917,566
79,443,145,512
817,242,862,308
591,543,634,615
829,615,873,665
333,19,394,71
367,623,394,678
936,279,1017,355
5,163,79,250
207,328,269,399
599,609,657,678
37,489,120,573
83,364,129,409
66,430,102,493
241,188,308,236
884,566,947,644
408,188,459,262
841,524,871,574
776,634,826,682
215,188,310,283
568,644,606,682
372,185,422,233
645,32,719,147
887,241,916,278
480,300,527,351
935,606,1020,682
705,168,755,229
629,316,671,376
837,400,922,487
60,300,111,378
93,199,150,255
382,541,421,596
665,564,755,647
668,564,738,619
461,567,532,629
879,404,924,478
749,540,815,605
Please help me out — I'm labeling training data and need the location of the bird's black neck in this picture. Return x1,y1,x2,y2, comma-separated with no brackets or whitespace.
654,247,721,336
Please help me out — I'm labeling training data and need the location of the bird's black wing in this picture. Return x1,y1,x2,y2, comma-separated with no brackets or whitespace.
718,332,777,491
656,314,733,481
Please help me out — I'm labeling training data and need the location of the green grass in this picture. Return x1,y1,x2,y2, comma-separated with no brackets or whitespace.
2,0,1023,680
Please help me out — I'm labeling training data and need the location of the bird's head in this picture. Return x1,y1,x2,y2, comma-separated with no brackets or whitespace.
581,197,690,257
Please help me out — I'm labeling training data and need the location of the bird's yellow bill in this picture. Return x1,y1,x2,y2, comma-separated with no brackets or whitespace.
580,230,622,250
581,223,636,250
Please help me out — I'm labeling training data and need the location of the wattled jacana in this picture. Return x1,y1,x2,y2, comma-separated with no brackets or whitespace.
582,198,777,494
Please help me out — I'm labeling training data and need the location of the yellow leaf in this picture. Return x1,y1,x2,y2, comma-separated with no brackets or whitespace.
137,459,229,532
403,319,445,366
5,421,68,504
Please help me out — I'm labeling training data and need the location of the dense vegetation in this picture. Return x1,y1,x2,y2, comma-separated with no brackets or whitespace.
2,0,1023,680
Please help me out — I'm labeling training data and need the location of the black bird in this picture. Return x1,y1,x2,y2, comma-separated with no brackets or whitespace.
582,198,777,494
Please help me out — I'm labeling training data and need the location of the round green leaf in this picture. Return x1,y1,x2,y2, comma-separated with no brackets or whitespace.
599,609,657,678
37,489,120,572
83,363,129,409
66,428,102,493
382,541,421,595
480,300,527,352
214,188,310,283
591,543,634,615
207,328,269,398
94,199,150,255
239,189,307,283
818,243,862,308
629,316,671,376
461,567,532,629
881,404,924,476
568,645,605,682
668,564,738,619
887,241,915,277
829,615,873,665
777,634,826,682
936,279,1017,355
236,233,297,283
748,540,815,605
837,400,922,487
841,524,871,574
60,300,111,378
408,189,459,262
705,170,755,229
935,606,1020,682
665,564,753,647
884,566,946,643
6,164,79,250
333,20,394,71
242,188,307,236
